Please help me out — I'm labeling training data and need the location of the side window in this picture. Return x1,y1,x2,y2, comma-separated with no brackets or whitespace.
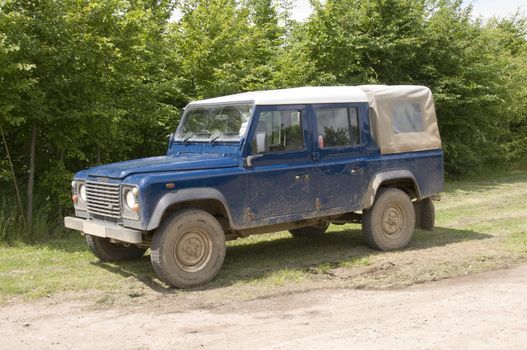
252,110,304,154
392,102,424,133
315,107,360,148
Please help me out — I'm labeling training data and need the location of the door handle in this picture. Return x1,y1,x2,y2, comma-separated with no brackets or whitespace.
350,167,364,175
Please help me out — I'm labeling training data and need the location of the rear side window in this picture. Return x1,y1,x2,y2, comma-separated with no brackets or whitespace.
392,102,424,133
315,108,360,148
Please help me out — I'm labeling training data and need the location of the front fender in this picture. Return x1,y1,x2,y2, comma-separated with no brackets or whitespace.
362,170,421,209
146,188,233,231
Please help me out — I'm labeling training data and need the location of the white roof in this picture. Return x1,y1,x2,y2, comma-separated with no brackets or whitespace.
187,86,369,106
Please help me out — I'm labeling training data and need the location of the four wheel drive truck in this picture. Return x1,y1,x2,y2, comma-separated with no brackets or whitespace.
64,85,444,288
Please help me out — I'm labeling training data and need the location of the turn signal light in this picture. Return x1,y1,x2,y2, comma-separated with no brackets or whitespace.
133,204,140,212
72,195,78,204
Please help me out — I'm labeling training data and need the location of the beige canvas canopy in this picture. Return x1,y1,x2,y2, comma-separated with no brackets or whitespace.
359,85,442,154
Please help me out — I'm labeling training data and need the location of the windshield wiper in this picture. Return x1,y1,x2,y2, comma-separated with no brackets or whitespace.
210,132,240,145
182,134,193,145
209,133,223,145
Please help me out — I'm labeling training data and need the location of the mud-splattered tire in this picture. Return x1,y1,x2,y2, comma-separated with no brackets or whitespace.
414,198,435,231
289,223,329,238
85,235,146,262
362,188,415,251
150,209,226,288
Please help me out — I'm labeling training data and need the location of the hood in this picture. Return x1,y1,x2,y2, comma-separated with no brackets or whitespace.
87,153,238,179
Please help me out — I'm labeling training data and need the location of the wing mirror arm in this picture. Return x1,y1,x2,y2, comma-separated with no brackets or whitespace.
244,154,263,167
244,131,266,167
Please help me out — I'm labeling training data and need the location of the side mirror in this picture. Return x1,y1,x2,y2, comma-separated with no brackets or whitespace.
244,132,267,167
255,132,267,154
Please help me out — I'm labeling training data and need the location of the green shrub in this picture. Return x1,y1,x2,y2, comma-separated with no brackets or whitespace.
0,197,65,244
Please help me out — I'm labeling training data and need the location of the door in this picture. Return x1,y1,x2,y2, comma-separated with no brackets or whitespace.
246,105,317,219
309,104,369,211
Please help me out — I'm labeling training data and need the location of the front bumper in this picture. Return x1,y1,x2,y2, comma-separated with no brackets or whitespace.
64,216,142,244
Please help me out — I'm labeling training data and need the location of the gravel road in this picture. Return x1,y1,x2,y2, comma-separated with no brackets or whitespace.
2,265,527,350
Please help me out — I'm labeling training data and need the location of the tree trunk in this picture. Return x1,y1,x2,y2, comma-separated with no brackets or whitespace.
96,144,101,164
26,122,37,232
0,121,25,221
57,149,64,219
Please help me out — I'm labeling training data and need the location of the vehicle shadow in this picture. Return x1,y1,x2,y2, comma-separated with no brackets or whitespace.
92,225,493,294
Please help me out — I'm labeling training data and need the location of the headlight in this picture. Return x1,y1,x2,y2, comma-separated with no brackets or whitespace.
71,180,87,211
122,187,140,220
79,184,87,202
125,189,136,209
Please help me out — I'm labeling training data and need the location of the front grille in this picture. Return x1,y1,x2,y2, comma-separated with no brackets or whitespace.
86,181,121,218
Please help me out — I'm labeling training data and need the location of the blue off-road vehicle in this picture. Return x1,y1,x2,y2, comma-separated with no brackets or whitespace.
65,85,444,288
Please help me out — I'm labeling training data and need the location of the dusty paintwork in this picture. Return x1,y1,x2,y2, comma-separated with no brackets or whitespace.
65,87,444,243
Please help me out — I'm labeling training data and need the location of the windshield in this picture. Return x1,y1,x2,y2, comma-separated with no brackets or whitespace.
175,103,253,143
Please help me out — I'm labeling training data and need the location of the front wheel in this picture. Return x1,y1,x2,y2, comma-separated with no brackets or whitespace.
362,188,415,251
85,235,146,261
150,209,226,288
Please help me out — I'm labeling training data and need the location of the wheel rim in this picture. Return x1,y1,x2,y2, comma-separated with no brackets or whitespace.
174,228,213,272
381,203,405,236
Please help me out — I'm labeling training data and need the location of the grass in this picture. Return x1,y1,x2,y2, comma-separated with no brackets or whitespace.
1,171,526,305
0,198,65,243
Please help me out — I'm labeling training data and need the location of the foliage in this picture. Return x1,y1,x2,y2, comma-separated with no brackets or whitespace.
0,0,526,240
169,0,284,97
0,0,180,228
297,0,527,176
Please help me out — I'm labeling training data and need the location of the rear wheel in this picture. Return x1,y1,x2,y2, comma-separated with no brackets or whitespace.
362,188,415,251
414,198,435,231
289,223,329,238
150,209,226,288
85,235,146,262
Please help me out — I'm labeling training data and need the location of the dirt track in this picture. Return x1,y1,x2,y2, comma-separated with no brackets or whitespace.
2,265,527,350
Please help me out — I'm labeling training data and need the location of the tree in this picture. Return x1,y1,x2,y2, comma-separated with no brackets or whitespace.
289,0,527,175
0,0,178,233
0,32,33,219
486,14,527,168
415,1,525,175
0,0,526,241
303,0,426,84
